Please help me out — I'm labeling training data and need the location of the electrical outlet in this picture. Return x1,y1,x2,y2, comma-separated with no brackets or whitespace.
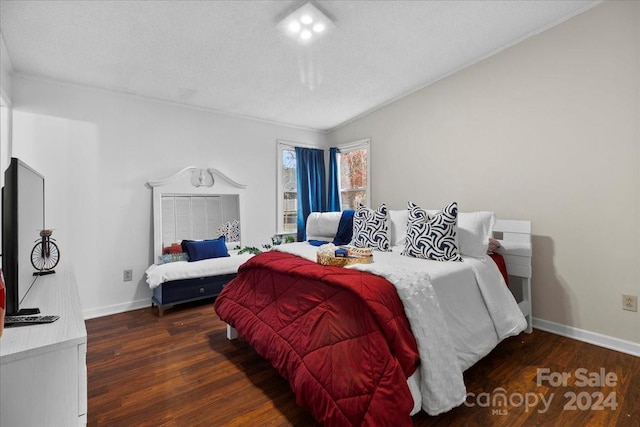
123,269,133,282
622,294,637,312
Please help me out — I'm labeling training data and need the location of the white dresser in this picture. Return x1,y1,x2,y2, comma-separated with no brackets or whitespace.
0,269,87,426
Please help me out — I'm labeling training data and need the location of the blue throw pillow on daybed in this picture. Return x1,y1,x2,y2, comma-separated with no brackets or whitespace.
181,236,230,262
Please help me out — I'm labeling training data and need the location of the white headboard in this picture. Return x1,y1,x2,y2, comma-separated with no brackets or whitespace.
493,219,533,333
493,219,532,279
148,166,246,261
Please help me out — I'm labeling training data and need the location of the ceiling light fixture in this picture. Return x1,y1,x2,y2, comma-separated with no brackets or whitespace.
277,2,335,44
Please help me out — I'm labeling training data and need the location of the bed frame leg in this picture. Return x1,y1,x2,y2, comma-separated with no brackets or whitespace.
226,324,238,340
523,277,533,333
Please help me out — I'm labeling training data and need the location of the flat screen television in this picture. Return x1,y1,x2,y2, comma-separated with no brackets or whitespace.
1,157,45,315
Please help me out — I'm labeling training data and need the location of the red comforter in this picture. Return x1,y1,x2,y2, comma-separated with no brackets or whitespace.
214,251,420,426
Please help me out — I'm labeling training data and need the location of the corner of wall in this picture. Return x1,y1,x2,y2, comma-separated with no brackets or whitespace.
0,32,13,103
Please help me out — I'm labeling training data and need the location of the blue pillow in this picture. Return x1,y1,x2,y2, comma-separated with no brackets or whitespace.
181,237,230,262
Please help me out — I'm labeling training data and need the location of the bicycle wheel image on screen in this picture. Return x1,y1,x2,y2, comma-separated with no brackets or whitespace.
31,239,60,271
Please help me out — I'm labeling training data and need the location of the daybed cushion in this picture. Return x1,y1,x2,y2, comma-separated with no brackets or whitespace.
145,251,253,289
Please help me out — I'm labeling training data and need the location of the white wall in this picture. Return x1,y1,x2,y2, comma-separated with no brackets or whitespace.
0,33,13,250
10,76,326,317
0,33,12,103
0,32,13,181
329,1,640,344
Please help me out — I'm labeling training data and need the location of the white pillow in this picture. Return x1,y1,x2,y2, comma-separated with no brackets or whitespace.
457,211,496,258
426,208,495,258
389,209,408,247
306,211,342,241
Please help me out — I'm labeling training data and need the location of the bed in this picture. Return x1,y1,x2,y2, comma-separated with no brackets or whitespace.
213,204,532,425
145,166,252,316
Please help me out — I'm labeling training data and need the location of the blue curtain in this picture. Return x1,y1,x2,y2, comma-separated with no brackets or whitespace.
328,147,341,212
295,147,326,242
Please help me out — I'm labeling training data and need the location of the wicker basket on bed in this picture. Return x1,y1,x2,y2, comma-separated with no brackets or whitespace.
317,253,373,267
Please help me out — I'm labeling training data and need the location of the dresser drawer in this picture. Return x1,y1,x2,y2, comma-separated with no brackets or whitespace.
153,274,236,306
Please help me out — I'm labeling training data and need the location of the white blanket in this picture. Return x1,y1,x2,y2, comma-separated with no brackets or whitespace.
145,251,254,289
274,243,526,415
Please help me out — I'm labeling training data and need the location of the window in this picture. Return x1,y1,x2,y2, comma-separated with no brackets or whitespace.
337,139,370,210
276,141,298,234
276,139,370,235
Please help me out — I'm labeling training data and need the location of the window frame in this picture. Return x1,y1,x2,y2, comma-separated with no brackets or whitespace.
276,140,324,235
336,138,371,209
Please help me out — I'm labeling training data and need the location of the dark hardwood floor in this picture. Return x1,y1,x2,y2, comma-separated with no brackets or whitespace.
86,300,639,426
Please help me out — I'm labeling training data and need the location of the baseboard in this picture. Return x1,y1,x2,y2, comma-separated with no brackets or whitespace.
83,298,151,320
533,317,640,357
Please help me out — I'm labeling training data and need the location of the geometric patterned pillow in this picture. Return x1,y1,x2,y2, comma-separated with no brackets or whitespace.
217,222,230,239
216,220,241,242
227,220,240,242
350,203,391,252
402,201,462,261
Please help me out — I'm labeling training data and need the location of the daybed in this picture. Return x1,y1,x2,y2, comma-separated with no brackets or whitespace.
145,166,252,316
214,204,532,426
146,249,252,316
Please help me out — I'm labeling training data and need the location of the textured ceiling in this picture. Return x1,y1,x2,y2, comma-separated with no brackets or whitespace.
0,0,600,131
